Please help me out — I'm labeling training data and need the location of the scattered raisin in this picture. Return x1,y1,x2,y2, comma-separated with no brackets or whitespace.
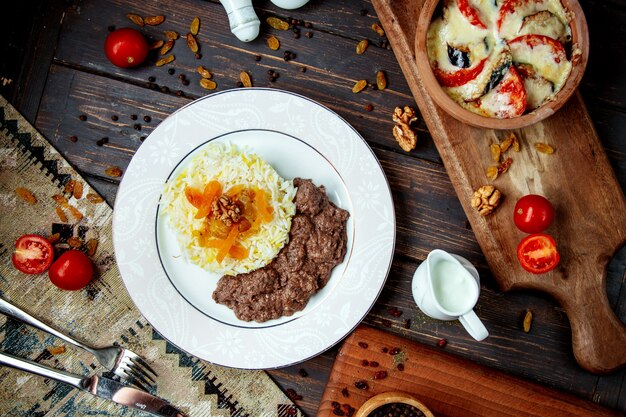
354,380,369,390
361,359,369,366
397,363,405,371
358,342,368,349
96,137,109,146
389,347,401,355
364,103,374,112
305,32,313,38
369,361,379,367
373,370,387,380
341,387,349,397
438,338,447,348
285,388,302,401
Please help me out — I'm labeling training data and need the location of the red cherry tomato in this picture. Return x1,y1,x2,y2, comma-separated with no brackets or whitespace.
513,194,555,233
516,233,560,274
12,234,54,274
48,250,94,291
104,28,148,68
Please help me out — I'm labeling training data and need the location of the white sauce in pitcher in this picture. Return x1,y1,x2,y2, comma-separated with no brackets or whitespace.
431,260,477,313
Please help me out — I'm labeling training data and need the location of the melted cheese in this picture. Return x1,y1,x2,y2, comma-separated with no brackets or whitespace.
509,39,571,88
499,0,571,41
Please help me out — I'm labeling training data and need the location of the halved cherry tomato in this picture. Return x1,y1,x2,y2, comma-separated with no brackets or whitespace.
433,57,487,87
48,250,94,291
12,234,54,274
516,233,560,274
457,0,487,29
514,194,554,233
104,28,148,68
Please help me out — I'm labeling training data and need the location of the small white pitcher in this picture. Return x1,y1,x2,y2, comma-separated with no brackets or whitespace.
412,249,489,341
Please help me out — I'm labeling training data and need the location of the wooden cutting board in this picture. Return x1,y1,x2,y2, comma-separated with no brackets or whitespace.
371,0,626,374
318,326,621,417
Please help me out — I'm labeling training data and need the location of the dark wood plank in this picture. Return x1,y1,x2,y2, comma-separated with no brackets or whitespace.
52,0,442,161
7,0,67,123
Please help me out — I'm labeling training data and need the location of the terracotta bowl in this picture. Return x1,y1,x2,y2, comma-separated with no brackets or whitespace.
414,0,589,129
354,392,435,417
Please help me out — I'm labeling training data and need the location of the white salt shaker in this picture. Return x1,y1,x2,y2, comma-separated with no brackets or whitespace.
219,0,261,42
270,0,310,9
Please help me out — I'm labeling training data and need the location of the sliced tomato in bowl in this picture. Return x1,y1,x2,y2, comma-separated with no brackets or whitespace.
516,233,560,274
462,66,527,118
457,0,487,29
433,57,488,87
12,234,54,274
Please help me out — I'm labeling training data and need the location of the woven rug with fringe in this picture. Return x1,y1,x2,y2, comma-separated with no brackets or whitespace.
0,95,303,417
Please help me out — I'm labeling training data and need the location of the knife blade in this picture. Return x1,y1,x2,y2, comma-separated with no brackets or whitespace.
0,351,186,417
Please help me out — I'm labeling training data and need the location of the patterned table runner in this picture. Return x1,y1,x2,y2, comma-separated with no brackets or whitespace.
0,96,303,417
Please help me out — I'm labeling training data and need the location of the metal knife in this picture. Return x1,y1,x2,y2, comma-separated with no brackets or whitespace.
0,351,186,417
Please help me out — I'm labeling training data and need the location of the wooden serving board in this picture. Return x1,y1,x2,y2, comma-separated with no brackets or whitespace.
371,0,626,374
318,326,621,417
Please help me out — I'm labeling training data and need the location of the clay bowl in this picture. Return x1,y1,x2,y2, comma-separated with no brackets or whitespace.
354,392,435,417
414,0,589,129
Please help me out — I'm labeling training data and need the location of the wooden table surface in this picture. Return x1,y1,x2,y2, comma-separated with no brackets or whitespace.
2,0,625,416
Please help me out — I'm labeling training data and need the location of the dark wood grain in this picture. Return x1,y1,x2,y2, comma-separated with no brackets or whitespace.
4,0,626,416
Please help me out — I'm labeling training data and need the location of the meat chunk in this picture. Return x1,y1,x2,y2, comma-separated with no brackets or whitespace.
212,178,350,322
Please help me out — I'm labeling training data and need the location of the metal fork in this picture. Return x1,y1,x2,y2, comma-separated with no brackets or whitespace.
0,297,157,391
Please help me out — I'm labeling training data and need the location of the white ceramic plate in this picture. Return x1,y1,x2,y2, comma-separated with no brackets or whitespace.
113,88,395,369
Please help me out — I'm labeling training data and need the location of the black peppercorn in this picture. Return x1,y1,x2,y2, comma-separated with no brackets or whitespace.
148,76,156,82
143,115,151,123
360,9,368,16
160,86,169,93
168,68,175,75
69,135,78,142
195,53,202,59
300,66,307,72
305,32,313,38
140,136,147,141
130,114,138,120
111,115,119,121
78,114,87,121
182,79,190,86
96,137,109,146
304,21,312,28
176,90,184,96
178,74,185,80
133,123,141,130
254,54,262,61
107,25,116,32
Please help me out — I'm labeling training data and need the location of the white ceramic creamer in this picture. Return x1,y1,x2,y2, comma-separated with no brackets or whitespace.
412,249,489,341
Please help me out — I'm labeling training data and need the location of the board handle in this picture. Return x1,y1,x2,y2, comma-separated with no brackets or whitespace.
560,279,626,374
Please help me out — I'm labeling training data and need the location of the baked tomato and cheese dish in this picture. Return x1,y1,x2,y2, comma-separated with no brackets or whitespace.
427,0,574,118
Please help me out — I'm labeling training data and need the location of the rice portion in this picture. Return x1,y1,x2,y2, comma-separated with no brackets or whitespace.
160,143,296,275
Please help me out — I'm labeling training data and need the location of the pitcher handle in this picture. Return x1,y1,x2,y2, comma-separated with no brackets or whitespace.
459,310,489,341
